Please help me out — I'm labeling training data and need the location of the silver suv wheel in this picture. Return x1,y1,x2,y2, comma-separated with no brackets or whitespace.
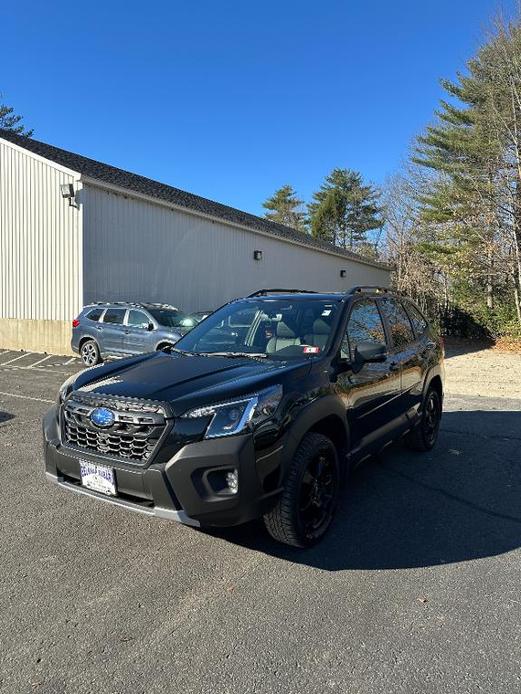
81,340,100,366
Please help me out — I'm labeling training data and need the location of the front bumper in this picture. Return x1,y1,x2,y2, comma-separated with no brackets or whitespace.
43,406,283,528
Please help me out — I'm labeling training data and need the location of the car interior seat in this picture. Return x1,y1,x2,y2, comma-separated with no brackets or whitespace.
266,321,302,353
303,318,331,350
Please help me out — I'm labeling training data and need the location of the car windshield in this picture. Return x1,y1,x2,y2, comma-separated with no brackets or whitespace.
174,298,342,358
147,308,191,328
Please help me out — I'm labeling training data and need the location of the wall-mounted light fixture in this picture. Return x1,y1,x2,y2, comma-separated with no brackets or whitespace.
60,183,76,207
340,269,347,278
253,250,263,261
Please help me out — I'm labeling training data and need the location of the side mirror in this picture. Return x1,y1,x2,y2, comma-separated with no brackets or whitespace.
353,341,387,373
147,322,154,331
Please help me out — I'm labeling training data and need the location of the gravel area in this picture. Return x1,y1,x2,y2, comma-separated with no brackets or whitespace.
445,343,521,399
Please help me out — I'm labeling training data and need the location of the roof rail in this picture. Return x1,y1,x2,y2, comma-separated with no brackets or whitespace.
348,285,391,295
88,301,179,310
247,288,318,298
89,300,145,308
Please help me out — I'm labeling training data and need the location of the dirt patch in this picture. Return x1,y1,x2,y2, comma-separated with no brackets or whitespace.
444,343,521,399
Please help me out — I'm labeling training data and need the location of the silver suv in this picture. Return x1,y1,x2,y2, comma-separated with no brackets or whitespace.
71,302,194,366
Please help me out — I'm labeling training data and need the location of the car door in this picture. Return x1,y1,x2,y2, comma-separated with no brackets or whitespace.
336,298,402,454
124,309,153,355
378,297,421,417
100,308,127,355
402,300,438,410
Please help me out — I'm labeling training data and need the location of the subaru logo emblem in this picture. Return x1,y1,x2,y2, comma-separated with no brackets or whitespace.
90,407,115,428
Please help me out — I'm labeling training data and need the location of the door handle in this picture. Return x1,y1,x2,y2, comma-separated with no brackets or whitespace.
96,325,102,331
124,329,130,334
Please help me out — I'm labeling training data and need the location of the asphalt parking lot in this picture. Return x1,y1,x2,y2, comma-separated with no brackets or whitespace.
0,351,520,693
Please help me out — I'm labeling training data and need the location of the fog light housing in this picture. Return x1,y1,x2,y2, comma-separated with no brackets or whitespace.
226,469,239,494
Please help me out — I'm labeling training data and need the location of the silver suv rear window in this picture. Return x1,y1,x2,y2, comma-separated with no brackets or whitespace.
86,308,104,322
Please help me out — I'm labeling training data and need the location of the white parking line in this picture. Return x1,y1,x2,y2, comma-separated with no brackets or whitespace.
0,390,54,404
0,365,80,376
0,352,34,366
29,354,53,368
63,357,77,365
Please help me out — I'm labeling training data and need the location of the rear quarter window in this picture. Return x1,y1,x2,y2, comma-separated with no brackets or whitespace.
404,302,428,337
86,308,104,322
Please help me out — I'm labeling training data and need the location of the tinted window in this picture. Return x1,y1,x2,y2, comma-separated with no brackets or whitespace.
147,308,188,328
86,308,103,322
128,310,150,329
229,308,257,328
103,308,126,325
379,298,414,350
343,300,386,359
405,302,428,337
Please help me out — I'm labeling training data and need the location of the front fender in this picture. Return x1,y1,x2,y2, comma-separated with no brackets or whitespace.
280,393,349,476
154,334,181,350
422,362,445,400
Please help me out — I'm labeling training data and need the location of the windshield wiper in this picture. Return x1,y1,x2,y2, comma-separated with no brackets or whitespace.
162,346,199,356
197,351,268,359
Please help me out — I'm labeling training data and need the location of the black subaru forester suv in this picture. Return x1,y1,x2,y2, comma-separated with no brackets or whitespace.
43,287,444,547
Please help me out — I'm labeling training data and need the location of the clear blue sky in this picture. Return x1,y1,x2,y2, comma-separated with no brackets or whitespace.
3,0,517,215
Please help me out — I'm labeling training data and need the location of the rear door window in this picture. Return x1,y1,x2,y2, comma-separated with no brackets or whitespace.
379,298,415,351
103,308,126,325
343,299,387,360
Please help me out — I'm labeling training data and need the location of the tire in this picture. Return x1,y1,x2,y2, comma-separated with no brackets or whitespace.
80,339,101,367
407,387,442,451
156,343,175,353
263,432,340,548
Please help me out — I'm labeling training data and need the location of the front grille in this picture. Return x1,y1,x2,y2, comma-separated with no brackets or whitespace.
62,394,168,464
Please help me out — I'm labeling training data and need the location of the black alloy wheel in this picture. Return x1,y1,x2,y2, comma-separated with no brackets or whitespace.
298,451,338,541
264,432,341,548
407,387,442,451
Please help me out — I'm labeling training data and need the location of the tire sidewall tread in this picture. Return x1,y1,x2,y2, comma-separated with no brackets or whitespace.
264,432,340,548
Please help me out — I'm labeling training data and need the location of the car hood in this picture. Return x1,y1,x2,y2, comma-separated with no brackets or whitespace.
72,351,310,416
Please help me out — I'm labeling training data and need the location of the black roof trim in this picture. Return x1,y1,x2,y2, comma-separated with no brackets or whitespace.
0,129,390,270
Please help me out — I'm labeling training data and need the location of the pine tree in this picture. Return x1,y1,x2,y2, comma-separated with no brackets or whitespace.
0,98,33,136
413,18,521,326
308,168,382,249
262,185,307,232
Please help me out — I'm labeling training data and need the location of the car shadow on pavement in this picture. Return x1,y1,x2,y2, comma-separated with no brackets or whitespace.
214,409,521,571
0,410,15,425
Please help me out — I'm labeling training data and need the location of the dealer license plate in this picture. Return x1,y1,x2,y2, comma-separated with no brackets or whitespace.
79,460,116,496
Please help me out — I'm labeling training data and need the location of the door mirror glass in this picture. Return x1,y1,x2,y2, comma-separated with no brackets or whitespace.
353,340,387,372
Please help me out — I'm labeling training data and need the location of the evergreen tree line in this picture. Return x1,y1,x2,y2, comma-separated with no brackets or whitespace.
384,16,521,340
262,170,383,257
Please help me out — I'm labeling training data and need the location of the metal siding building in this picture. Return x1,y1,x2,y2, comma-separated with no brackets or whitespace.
0,131,390,354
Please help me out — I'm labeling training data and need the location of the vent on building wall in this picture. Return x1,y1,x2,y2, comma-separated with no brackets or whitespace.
340,269,347,278
253,250,263,261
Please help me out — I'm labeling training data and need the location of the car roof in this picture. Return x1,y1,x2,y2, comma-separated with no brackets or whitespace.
83,301,179,311
239,292,346,303
242,287,396,302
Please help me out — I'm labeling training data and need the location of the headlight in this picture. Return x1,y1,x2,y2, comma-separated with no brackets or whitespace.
58,374,77,403
181,385,282,439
